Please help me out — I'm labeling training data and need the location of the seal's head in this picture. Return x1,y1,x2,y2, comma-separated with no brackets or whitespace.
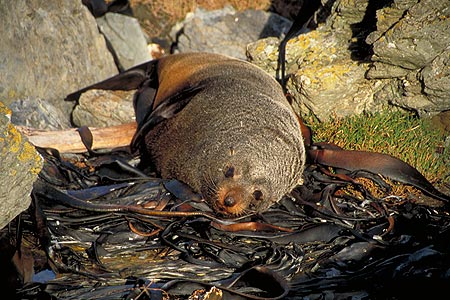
200,162,284,217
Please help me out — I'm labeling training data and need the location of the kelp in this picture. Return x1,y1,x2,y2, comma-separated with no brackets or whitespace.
5,146,449,300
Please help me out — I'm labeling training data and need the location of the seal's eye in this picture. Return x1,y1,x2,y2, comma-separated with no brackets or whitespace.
224,166,235,178
253,190,263,201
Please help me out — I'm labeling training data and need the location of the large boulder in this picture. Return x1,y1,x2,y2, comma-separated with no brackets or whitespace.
0,0,118,119
367,0,450,114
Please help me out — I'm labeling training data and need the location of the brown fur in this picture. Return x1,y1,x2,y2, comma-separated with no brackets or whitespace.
140,53,306,216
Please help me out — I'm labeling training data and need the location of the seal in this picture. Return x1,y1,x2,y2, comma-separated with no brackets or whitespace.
67,52,306,216
134,53,306,216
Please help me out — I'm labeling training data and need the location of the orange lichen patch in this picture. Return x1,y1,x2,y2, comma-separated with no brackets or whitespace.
0,101,12,117
1,101,43,175
18,141,43,175
4,123,22,153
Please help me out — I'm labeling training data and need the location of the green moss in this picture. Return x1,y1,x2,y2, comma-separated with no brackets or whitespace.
305,110,450,185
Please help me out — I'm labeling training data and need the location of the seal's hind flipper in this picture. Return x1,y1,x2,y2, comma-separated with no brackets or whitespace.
64,59,159,102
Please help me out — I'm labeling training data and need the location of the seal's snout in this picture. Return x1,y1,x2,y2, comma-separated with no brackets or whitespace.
252,190,264,201
217,185,247,215
223,195,236,207
212,177,271,216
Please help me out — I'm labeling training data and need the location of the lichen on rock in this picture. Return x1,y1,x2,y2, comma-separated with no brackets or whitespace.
0,101,43,229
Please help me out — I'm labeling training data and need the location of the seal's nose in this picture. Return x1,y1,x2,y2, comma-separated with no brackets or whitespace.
224,195,236,207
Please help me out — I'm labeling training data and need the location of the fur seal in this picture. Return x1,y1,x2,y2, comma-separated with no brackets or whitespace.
68,52,306,216
136,53,307,216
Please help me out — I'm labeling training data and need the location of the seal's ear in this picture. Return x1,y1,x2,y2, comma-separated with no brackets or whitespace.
64,59,159,102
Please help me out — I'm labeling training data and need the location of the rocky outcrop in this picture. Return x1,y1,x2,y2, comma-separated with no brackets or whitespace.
247,0,450,120
367,0,450,114
0,102,43,229
0,0,118,119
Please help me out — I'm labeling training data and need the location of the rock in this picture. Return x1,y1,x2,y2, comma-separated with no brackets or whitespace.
248,9,382,121
0,102,43,229
419,48,450,108
0,0,118,118
248,0,450,119
369,0,450,70
431,110,450,134
96,12,152,70
72,89,135,127
291,58,377,121
171,6,292,60
9,98,70,130
366,0,450,114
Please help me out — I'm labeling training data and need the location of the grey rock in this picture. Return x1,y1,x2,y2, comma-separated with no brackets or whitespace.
366,62,409,79
0,102,43,229
72,89,135,127
431,110,450,134
171,6,292,60
370,0,450,70
96,12,152,70
367,0,450,113
10,98,70,130
0,0,118,118
419,48,450,109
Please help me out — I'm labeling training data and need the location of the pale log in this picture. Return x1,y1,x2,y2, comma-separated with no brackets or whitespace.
17,122,137,153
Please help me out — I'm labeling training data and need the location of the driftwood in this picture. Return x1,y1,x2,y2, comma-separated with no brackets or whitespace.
17,122,137,153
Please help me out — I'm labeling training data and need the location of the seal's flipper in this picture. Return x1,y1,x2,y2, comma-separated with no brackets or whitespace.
64,59,159,102
308,147,450,203
133,85,157,126
130,84,204,153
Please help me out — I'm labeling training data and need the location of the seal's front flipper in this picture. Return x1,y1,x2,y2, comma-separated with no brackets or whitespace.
64,59,159,102
130,84,204,153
